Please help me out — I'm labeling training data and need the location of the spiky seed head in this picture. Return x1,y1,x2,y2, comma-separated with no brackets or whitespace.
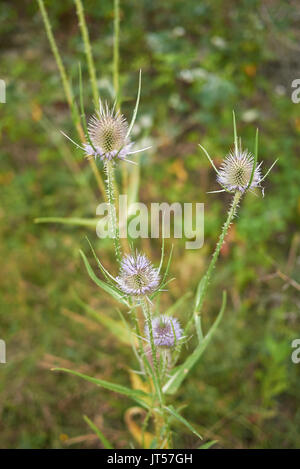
116,253,160,297
217,149,262,193
145,315,183,348
85,101,132,161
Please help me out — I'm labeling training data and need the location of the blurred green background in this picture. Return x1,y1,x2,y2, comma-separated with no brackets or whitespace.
0,0,300,449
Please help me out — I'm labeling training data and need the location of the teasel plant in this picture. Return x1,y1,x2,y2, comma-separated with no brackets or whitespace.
36,0,277,450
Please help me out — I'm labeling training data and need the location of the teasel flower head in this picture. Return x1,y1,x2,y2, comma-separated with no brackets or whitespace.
84,101,133,162
199,112,278,196
116,252,160,297
217,148,262,193
61,72,151,165
145,315,183,348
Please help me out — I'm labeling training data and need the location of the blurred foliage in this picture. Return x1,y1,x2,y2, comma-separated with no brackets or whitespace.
0,0,299,449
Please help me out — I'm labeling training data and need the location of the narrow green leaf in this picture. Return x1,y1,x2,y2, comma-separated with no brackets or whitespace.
34,217,98,227
52,367,151,409
164,405,203,440
198,440,218,449
79,250,129,306
194,313,203,343
163,291,226,395
83,415,113,449
194,276,205,312
85,237,116,285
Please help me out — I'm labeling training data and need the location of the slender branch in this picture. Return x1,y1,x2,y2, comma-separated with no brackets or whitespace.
38,0,77,117
198,191,241,313
141,299,161,396
113,0,128,197
113,0,120,105
38,0,106,199
140,298,172,448
74,0,99,108
182,191,242,343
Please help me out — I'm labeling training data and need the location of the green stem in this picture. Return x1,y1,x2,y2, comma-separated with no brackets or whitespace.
132,305,149,373
113,0,120,104
141,299,161,392
113,0,130,208
74,0,99,108
141,406,153,448
104,161,122,263
140,298,172,448
38,0,107,200
178,191,242,359
38,0,79,123
197,191,241,313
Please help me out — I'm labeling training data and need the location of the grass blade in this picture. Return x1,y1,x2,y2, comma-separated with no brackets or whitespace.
83,415,113,449
198,440,218,449
164,405,203,440
52,367,151,409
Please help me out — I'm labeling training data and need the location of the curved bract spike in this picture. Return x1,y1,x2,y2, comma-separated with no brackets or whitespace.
60,130,85,151
247,127,259,190
232,110,238,154
128,145,152,155
260,159,278,183
198,144,220,175
126,69,142,139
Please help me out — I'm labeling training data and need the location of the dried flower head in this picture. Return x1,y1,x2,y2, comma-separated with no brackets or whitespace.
116,252,160,297
217,149,262,193
84,101,133,161
145,315,183,348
